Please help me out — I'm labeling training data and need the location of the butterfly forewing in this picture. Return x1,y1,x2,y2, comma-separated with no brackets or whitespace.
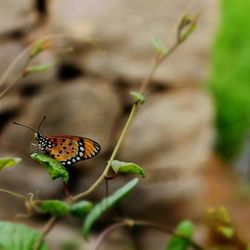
46,135,101,166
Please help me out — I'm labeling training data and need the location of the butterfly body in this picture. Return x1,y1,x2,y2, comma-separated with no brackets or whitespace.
35,133,101,166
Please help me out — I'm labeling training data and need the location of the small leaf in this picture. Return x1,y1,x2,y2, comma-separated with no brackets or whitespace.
111,160,145,178
31,153,69,183
247,243,250,250
0,221,48,250
83,178,139,239
70,201,94,218
208,206,231,224
40,200,70,216
217,226,234,239
130,91,145,104
25,63,54,75
30,40,51,59
0,157,21,171
151,37,168,56
166,220,194,250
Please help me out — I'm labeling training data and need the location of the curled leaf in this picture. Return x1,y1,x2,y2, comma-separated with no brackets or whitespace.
130,91,145,104
111,160,145,178
83,178,139,239
70,201,94,218
177,15,197,43
40,200,69,216
31,153,69,183
0,157,21,171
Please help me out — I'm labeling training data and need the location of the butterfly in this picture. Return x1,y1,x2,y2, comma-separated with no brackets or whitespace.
13,116,101,166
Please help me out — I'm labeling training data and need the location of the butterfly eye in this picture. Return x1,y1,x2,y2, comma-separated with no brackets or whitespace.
34,133,38,139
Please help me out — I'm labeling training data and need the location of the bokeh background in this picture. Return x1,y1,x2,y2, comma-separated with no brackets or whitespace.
0,0,250,249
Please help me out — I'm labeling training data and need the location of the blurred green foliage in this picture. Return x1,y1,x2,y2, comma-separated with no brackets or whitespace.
209,0,250,160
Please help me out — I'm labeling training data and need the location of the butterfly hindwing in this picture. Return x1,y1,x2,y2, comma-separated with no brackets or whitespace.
82,138,101,160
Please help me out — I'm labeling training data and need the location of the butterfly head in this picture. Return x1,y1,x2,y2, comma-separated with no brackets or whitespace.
35,133,48,150
13,116,48,150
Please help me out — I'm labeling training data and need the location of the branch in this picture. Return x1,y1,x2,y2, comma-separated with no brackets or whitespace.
33,216,57,250
94,219,205,250
0,188,25,199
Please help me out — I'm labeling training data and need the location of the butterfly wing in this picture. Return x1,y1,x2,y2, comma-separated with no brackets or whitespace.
47,136,101,166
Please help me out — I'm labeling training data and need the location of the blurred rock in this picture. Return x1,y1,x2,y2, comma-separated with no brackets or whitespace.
49,0,218,85
120,88,213,167
0,0,36,34
0,41,24,78
0,94,22,115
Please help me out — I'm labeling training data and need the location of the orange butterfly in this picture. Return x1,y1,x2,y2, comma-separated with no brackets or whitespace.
13,116,101,166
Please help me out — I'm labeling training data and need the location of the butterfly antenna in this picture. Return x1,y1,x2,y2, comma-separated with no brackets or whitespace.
13,121,36,133
37,115,46,133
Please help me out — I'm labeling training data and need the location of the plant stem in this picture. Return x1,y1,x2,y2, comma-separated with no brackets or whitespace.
0,33,98,100
94,222,127,250
94,219,205,250
33,216,57,250
72,104,138,202
72,32,186,203
0,188,25,199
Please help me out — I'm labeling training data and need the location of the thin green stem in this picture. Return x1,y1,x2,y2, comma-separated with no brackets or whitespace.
33,216,57,250
0,188,25,199
94,222,127,250
72,28,187,202
72,104,138,202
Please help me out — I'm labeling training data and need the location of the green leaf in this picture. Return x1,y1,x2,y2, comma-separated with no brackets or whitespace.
83,178,139,239
151,37,168,56
0,157,21,171
30,41,47,59
111,160,145,178
0,221,48,250
31,153,69,183
70,201,94,218
166,220,194,250
217,226,234,239
40,200,70,216
247,243,250,250
208,206,231,224
130,91,145,104
25,63,54,74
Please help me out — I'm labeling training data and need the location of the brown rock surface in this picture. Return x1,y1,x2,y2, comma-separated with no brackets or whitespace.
0,78,121,158
49,0,218,85
0,0,36,34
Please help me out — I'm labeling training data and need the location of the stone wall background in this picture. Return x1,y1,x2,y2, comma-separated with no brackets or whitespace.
0,0,218,249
